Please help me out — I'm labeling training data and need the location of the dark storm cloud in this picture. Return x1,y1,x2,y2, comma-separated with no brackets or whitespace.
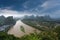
23,0,46,10
0,0,47,11
0,0,60,18
0,0,28,11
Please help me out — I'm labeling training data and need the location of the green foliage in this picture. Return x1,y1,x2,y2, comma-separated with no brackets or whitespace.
20,31,58,40
20,33,40,40
54,25,60,33
0,32,20,40
0,30,59,40
54,25,60,40
20,26,25,33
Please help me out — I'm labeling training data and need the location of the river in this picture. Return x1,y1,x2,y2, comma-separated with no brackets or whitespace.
8,20,40,37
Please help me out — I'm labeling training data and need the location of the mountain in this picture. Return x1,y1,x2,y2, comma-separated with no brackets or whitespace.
22,15,60,24
0,15,6,26
0,15,16,26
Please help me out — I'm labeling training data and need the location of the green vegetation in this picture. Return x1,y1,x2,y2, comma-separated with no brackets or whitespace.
54,25,60,40
20,31,57,40
0,32,20,40
0,26,60,40
20,26,25,33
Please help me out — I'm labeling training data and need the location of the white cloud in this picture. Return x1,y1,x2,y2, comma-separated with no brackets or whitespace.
0,9,46,18
0,9,33,17
41,0,60,9
38,0,60,14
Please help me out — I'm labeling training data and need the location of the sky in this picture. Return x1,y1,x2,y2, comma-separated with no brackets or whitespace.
0,0,60,18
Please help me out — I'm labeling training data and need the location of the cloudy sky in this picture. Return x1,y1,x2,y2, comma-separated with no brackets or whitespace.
0,0,60,18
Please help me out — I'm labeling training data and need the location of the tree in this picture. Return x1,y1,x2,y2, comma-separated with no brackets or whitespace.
54,25,60,40
20,26,25,33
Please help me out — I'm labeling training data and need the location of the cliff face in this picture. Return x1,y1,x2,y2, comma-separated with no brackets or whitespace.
0,15,6,26
0,15,16,32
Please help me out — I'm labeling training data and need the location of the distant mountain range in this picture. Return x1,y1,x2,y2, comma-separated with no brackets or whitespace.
23,15,60,23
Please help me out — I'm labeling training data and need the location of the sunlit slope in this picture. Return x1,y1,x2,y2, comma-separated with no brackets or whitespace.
8,20,40,37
